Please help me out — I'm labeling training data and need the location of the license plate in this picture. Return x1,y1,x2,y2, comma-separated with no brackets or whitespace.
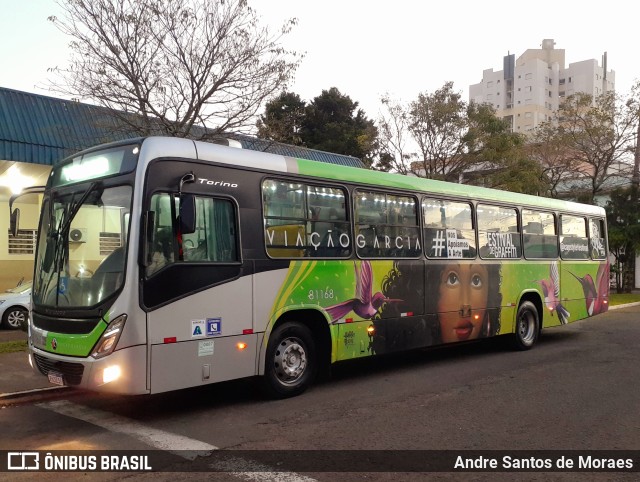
48,372,64,386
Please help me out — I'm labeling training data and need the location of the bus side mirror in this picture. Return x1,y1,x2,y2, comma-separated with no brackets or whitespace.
9,208,20,237
141,211,156,268
179,194,196,235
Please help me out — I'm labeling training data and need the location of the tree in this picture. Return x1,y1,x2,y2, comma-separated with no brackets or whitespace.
528,121,578,197
378,83,469,180
378,83,536,192
628,80,640,187
463,102,546,194
300,87,378,163
376,94,413,174
408,82,468,181
48,0,301,139
556,91,636,203
606,186,640,293
256,91,306,145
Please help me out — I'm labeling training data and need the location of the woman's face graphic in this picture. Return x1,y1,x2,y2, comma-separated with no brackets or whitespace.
437,264,489,343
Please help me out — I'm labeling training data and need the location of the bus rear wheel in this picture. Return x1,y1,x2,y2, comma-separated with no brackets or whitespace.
512,301,540,350
262,322,317,399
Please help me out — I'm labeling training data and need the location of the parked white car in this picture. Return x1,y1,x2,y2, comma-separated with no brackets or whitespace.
0,281,31,330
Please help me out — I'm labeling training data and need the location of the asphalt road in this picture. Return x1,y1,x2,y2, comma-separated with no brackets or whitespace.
1,306,639,481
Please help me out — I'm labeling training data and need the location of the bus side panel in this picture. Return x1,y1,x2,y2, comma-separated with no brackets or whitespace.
265,260,426,361
425,259,503,345
501,261,553,329
560,260,610,322
150,334,258,394
147,276,255,393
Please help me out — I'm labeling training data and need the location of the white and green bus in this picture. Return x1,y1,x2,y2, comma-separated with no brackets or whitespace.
11,136,609,397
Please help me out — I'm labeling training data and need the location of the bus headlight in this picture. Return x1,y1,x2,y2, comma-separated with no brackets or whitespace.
92,314,127,359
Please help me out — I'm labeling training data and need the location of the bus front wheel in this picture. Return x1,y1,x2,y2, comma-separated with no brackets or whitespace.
262,322,317,399
512,301,539,351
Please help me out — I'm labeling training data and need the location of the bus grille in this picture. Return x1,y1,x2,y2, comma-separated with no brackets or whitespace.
33,354,85,386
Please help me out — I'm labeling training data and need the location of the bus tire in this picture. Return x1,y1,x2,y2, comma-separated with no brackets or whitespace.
512,301,539,351
261,322,317,399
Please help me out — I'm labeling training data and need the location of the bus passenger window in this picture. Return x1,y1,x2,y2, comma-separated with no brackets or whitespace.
477,205,521,259
560,215,589,260
423,198,475,259
522,210,558,259
355,191,420,258
589,218,607,259
262,179,351,258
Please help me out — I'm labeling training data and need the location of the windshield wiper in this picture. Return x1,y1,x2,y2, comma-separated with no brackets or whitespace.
59,181,100,239
46,182,101,305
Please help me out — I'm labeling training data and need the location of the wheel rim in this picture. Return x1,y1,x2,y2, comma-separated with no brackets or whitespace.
518,310,536,346
7,310,26,329
273,337,307,386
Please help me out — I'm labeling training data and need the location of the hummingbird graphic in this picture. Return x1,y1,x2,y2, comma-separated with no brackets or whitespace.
536,261,570,324
325,260,401,322
570,262,609,315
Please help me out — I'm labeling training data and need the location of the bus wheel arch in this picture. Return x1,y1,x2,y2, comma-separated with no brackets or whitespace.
512,296,541,351
261,309,332,398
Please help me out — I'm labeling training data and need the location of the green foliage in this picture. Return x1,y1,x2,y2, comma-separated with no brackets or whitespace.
256,92,306,145
606,186,640,292
301,87,378,161
460,102,546,193
480,156,547,195
377,83,540,193
605,187,640,250
258,87,378,162
408,82,468,181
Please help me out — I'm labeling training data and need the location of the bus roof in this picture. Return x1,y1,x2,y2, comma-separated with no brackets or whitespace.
73,136,605,217
186,136,605,217
294,157,605,217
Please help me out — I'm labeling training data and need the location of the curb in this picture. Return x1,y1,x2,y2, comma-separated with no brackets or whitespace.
608,301,640,311
0,385,70,403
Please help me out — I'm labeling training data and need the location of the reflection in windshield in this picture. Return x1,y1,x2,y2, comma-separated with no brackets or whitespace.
33,185,133,309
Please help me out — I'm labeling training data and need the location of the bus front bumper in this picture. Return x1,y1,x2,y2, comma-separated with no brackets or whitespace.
29,344,149,395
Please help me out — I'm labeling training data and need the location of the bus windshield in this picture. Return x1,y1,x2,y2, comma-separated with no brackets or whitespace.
33,184,133,309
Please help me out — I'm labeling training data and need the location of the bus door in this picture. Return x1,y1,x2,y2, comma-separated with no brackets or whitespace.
141,163,255,393
559,215,591,322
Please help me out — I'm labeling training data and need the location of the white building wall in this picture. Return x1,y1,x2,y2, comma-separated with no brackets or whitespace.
470,69,505,110
469,39,615,135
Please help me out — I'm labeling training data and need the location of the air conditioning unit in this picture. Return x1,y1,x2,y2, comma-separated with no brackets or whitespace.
69,228,87,243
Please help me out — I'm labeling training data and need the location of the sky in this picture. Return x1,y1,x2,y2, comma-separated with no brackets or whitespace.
1,0,638,122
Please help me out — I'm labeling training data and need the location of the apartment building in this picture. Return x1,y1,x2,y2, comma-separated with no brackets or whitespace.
469,39,615,134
